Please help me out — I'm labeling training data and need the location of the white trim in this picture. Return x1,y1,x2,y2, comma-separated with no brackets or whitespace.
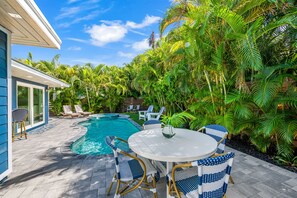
0,26,12,182
12,60,69,88
17,0,62,49
16,81,45,131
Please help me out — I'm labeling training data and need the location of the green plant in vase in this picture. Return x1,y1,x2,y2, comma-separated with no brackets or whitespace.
161,112,195,138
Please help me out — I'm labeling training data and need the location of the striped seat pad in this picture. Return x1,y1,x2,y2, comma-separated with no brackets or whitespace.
168,165,228,198
120,156,157,182
168,167,198,198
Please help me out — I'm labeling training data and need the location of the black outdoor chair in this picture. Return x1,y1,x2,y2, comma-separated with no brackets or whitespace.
12,108,28,142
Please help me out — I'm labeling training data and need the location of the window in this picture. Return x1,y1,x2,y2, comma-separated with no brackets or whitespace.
17,82,45,130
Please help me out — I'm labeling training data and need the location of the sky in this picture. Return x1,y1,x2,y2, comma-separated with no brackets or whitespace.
12,0,172,67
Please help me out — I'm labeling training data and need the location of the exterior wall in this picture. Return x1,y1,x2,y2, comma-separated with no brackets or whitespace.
12,77,49,131
0,28,10,181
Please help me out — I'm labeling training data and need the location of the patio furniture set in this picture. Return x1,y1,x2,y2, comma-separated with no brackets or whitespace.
105,122,235,198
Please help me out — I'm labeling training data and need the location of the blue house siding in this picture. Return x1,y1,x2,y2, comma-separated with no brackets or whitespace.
12,77,49,131
0,30,8,176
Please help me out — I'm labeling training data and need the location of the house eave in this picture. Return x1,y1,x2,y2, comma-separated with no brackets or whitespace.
0,0,61,49
11,59,69,88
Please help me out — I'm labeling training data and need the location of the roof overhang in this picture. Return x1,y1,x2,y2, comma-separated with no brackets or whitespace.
0,0,61,49
11,59,69,88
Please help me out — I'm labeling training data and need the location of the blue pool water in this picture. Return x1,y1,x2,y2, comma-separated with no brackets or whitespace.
71,116,140,155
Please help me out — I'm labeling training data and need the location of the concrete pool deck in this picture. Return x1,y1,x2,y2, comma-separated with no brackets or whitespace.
0,118,297,198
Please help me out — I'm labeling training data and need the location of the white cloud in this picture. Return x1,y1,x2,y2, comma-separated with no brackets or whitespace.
132,39,150,51
129,29,148,36
66,37,88,44
68,0,80,3
67,46,82,51
86,22,128,46
56,1,113,28
58,11,99,28
126,15,161,29
56,7,81,20
118,51,135,59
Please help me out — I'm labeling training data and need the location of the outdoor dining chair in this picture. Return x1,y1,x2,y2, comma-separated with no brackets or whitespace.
198,124,228,154
105,136,158,198
139,105,154,120
167,152,235,198
12,108,28,142
143,120,162,130
198,124,234,184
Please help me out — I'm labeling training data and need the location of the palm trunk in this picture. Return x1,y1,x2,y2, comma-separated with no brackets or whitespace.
204,70,215,110
85,87,91,110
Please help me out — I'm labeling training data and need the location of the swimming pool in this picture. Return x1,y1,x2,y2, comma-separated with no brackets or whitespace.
71,115,140,155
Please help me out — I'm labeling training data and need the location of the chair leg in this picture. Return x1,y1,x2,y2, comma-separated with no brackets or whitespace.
229,175,235,184
107,174,116,195
20,122,23,138
115,180,121,198
23,121,27,139
152,176,157,198
12,122,15,142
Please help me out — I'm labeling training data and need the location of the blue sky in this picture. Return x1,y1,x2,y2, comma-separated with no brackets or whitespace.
12,0,171,67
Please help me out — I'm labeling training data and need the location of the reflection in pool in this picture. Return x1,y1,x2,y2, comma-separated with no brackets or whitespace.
71,115,140,155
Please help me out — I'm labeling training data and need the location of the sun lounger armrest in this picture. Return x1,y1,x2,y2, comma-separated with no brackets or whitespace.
147,113,159,116
138,110,147,115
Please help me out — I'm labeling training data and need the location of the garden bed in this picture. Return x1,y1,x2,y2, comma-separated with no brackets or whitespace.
226,136,297,173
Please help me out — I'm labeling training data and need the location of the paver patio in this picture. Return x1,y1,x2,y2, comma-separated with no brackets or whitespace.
0,118,296,198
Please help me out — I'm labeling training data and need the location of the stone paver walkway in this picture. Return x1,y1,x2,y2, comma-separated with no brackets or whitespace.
0,118,297,198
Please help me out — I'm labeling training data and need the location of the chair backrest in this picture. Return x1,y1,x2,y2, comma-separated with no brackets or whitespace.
12,109,28,122
143,120,162,130
204,125,228,154
128,105,133,110
156,106,166,120
192,152,235,198
63,105,72,114
135,105,140,110
105,136,122,179
74,105,83,113
147,105,154,113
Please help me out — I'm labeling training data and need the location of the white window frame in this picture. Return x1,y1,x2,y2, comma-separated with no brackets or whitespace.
16,81,45,130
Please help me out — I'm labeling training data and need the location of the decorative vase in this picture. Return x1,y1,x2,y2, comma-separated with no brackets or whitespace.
162,124,175,138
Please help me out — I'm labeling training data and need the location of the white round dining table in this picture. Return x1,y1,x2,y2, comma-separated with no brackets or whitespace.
128,128,218,198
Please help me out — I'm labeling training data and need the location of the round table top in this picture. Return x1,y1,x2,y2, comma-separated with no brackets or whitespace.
128,128,218,163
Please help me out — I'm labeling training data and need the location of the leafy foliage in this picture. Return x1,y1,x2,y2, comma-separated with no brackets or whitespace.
19,0,297,163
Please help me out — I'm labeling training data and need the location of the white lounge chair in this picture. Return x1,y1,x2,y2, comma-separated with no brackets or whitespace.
126,105,133,112
74,105,91,116
138,105,153,120
133,104,140,111
147,106,166,120
61,105,79,118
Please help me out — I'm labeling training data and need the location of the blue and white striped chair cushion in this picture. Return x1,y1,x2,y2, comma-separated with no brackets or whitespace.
167,167,199,198
143,120,162,130
168,152,235,198
204,125,228,154
120,156,158,182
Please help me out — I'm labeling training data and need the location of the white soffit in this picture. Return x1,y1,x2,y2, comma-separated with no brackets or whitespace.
11,59,69,88
0,0,61,49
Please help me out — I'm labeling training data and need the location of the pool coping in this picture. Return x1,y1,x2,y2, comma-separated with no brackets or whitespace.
61,115,142,158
